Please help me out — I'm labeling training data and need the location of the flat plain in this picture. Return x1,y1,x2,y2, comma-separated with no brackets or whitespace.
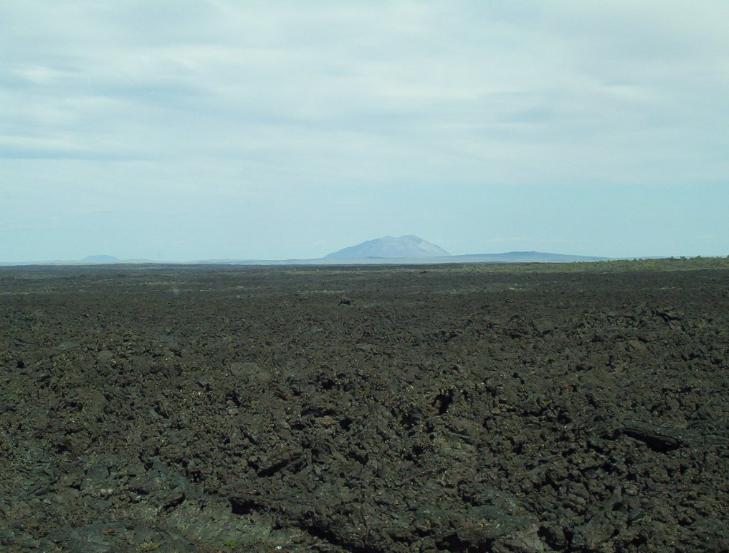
1,259,728,552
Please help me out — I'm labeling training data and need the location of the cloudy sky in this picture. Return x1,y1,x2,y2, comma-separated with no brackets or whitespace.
2,1,728,262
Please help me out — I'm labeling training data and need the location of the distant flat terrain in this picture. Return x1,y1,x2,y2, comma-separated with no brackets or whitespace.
1,259,728,552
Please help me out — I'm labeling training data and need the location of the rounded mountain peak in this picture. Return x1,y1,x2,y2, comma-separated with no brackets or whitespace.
325,236,450,259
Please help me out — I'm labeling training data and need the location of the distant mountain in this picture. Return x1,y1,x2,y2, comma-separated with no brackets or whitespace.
82,255,119,264
326,235,450,260
0,246,607,267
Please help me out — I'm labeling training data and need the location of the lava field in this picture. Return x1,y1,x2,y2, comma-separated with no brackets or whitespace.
1,261,728,552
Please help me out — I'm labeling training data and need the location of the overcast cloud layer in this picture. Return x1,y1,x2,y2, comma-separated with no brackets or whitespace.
2,1,728,262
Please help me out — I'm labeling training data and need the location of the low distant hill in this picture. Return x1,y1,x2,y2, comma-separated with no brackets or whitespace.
82,255,120,264
326,235,450,259
452,251,606,263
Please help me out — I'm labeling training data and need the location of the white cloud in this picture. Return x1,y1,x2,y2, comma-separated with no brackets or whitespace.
2,1,727,183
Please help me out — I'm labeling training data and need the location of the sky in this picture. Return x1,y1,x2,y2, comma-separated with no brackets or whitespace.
1,0,728,262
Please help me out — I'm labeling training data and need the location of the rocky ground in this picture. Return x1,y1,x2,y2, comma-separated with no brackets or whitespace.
1,261,728,552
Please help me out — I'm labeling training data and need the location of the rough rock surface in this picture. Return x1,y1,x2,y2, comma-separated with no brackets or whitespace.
1,262,728,552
